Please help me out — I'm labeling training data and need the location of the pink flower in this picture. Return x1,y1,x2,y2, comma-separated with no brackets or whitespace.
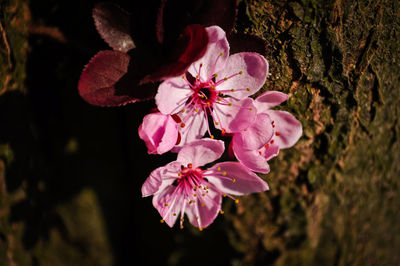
142,138,269,230
232,91,302,173
138,112,180,155
155,26,268,148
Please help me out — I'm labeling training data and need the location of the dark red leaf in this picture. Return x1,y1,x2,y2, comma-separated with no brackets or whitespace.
78,50,138,106
143,24,209,82
93,2,135,52
162,0,238,41
228,33,268,56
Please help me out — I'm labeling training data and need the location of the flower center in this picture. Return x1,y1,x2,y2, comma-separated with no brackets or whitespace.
192,81,217,108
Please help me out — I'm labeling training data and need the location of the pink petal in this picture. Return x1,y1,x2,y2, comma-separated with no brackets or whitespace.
188,26,229,81
155,76,192,114
254,91,288,112
177,138,224,168
207,162,269,195
265,110,302,149
173,110,208,150
152,185,184,227
233,113,274,150
263,143,280,161
216,52,268,99
93,3,135,52
232,144,270,174
141,161,182,197
138,113,178,155
78,50,138,106
185,188,222,229
214,98,257,133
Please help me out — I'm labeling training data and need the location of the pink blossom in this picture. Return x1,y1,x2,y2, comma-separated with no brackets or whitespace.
138,112,179,155
232,91,302,173
142,138,269,230
155,26,268,149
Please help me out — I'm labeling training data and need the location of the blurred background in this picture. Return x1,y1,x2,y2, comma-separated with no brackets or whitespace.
1,0,399,265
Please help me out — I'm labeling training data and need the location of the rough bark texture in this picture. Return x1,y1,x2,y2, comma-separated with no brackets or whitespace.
0,0,399,265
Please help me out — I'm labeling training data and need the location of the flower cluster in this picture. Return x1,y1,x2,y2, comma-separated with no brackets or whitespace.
78,2,302,231
139,26,302,230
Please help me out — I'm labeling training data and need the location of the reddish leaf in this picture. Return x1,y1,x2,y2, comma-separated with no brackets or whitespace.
228,33,268,56
93,2,135,52
143,24,209,82
162,0,238,40
78,50,138,106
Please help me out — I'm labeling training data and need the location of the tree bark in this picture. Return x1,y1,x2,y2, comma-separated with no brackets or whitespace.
226,0,400,265
0,0,399,265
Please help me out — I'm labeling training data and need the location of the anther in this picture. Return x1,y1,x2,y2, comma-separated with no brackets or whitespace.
228,103,232,106
178,172,182,177
180,225,184,229
194,108,199,112
188,163,192,168
199,227,203,231
219,52,224,56
231,89,235,92
164,203,169,206
196,216,199,220
196,75,199,79
201,202,205,206
222,171,227,176
160,219,165,223
181,109,185,113
213,73,218,78
181,218,184,222
246,88,250,91
215,122,219,125
235,199,239,204
232,178,236,183
180,122,185,128
200,63,203,67
193,193,197,197
173,213,177,216
220,210,224,214
265,144,269,149
276,132,281,136
181,75,185,79
210,135,214,139
271,140,275,144
249,107,253,111
259,151,262,155
224,77,228,81
239,71,243,75
221,128,226,135
222,194,227,197
217,167,221,171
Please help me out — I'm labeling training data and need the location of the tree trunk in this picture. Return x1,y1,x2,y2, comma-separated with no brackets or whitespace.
0,0,399,265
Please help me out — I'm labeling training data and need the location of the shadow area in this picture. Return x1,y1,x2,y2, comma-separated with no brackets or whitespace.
1,0,240,265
